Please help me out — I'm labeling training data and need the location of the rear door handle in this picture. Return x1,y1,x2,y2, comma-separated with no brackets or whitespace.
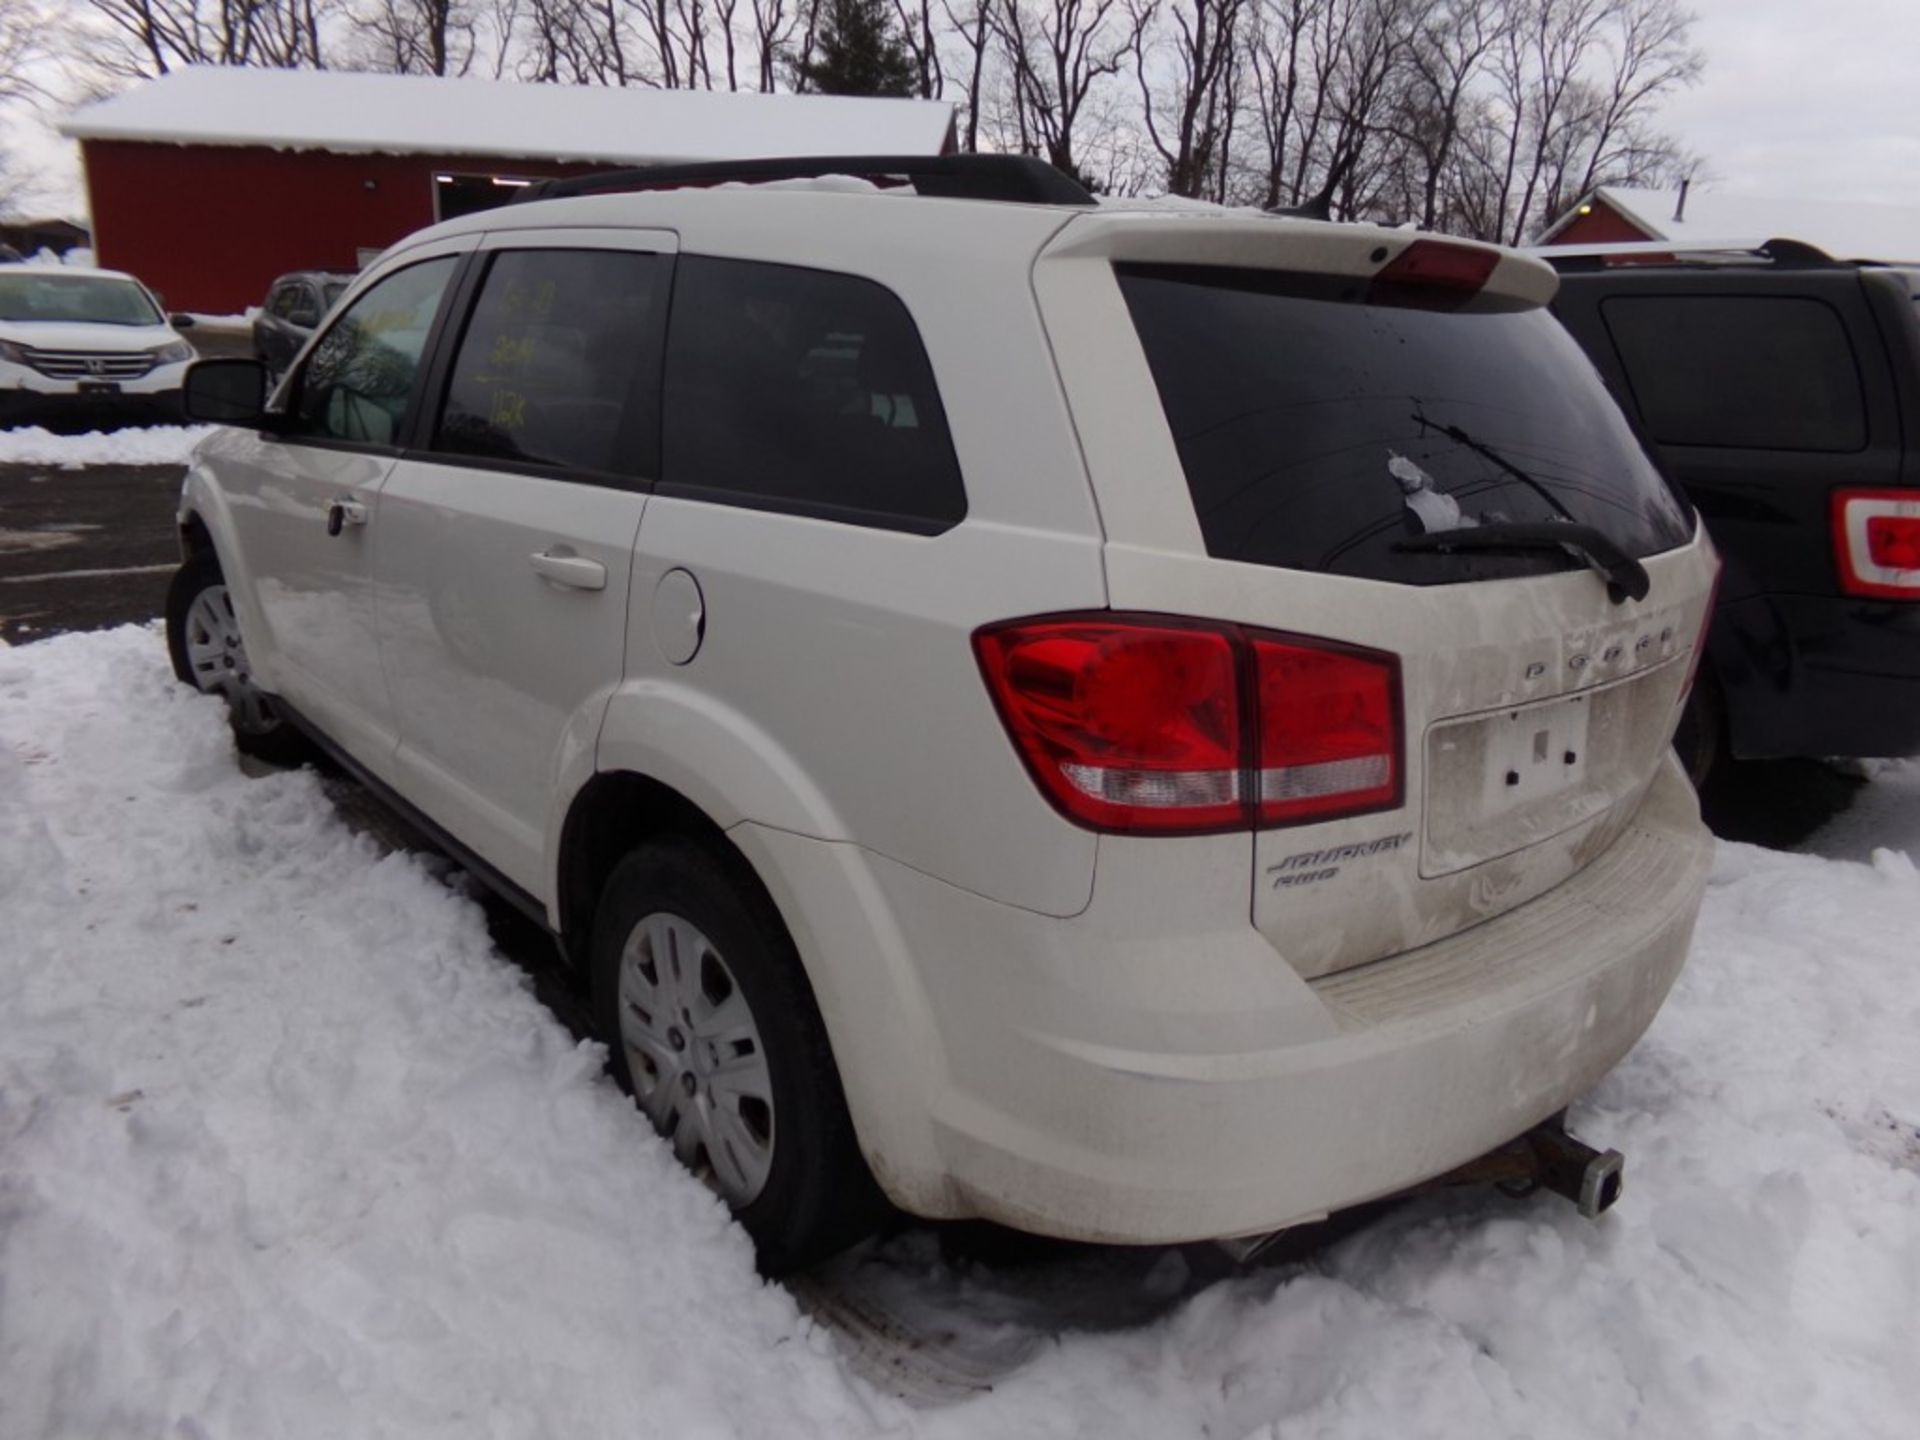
325,498,367,537
528,550,607,591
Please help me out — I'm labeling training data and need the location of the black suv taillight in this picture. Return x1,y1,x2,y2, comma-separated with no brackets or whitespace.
1833,488,1920,599
974,614,1402,835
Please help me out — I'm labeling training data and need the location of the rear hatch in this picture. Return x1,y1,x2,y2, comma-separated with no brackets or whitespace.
1033,215,1717,980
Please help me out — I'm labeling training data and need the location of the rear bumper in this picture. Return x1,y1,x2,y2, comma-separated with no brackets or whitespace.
738,758,1712,1245
1719,592,1920,759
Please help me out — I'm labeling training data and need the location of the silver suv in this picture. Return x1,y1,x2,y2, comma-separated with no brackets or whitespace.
170,157,1718,1272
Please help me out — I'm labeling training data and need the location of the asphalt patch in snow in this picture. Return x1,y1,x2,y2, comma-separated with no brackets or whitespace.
3,626,1918,1439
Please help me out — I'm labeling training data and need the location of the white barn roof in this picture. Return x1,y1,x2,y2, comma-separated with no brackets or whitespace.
1543,184,1920,263
60,66,956,167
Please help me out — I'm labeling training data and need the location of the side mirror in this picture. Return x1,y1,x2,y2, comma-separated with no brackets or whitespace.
169,312,197,329
185,358,270,426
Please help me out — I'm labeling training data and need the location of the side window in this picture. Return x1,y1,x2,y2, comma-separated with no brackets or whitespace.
430,248,664,479
267,284,298,320
661,255,965,532
289,257,457,448
288,284,321,327
1602,294,1867,452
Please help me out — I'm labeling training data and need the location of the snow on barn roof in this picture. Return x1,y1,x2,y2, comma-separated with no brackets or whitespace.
59,66,956,167
1542,184,1920,262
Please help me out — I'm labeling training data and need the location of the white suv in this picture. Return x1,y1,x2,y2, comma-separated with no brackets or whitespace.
0,265,195,427
170,157,1718,1272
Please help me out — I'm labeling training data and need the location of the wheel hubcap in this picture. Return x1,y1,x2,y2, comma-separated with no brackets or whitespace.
617,912,775,1206
183,584,278,736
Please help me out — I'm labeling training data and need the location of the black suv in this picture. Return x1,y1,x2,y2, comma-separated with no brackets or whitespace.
1545,242,1920,782
252,270,353,379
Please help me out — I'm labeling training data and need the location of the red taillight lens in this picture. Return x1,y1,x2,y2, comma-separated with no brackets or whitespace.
974,618,1242,833
1252,638,1400,825
975,615,1402,834
1866,515,1920,570
1832,488,1920,599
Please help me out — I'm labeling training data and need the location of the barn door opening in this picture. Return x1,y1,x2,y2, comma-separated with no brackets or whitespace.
432,172,534,223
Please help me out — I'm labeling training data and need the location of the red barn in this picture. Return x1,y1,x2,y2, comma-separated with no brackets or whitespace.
59,67,958,314
1539,184,1920,262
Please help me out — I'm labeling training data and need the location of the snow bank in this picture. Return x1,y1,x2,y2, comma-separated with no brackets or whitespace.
0,424,214,468
0,629,888,1440
3,627,1917,1439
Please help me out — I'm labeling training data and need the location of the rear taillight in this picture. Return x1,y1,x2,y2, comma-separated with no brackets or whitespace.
1251,638,1400,824
975,614,1402,835
1832,488,1920,599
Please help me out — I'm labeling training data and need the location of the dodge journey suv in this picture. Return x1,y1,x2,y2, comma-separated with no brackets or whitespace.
170,156,1718,1271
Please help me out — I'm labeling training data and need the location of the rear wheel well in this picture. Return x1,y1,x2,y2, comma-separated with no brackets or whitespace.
179,512,215,562
556,773,738,964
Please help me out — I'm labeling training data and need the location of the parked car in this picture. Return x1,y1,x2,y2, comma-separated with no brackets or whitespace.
252,270,353,379
0,266,194,429
1542,241,1920,785
169,156,1719,1272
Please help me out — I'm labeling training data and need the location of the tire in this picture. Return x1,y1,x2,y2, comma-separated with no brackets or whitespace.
1672,669,1725,792
164,553,310,766
589,839,888,1273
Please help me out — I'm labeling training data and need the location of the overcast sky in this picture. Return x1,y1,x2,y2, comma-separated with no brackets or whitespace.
1662,0,1920,205
8,0,1920,219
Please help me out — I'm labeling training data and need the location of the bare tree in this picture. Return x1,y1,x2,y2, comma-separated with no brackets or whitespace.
993,0,1151,182
519,0,637,82
748,0,798,87
890,0,942,95
355,0,483,74
80,0,337,75
1386,0,1504,228
1,0,54,106
942,0,992,147
1247,0,1318,206
1133,0,1243,197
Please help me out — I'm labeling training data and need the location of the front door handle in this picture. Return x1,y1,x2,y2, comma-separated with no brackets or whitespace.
528,550,607,591
325,498,367,537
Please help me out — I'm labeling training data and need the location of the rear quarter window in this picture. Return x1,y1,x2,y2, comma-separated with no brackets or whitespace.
1600,294,1867,453
660,256,965,533
1117,264,1692,585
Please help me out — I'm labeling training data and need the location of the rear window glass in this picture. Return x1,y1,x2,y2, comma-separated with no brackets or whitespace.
1116,264,1692,585
1601,295,1866,453
661,256,965,533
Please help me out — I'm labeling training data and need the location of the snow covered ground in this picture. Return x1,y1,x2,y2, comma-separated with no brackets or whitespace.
0,425,214,469
3,625,1917,1440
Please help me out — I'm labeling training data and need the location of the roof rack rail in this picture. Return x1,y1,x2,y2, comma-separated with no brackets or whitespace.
514,154,1097,208
1529,237,1837,271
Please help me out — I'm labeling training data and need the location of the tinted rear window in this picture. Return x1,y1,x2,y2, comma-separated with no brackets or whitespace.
1117,264,1692,584
1601,294,1866,453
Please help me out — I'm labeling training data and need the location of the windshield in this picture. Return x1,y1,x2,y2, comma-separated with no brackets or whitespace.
1116,263,1693,586
0,272,163,327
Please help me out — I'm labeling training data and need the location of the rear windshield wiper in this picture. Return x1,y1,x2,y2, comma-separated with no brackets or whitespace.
1394,521,1651,604
1411,411,1578,524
